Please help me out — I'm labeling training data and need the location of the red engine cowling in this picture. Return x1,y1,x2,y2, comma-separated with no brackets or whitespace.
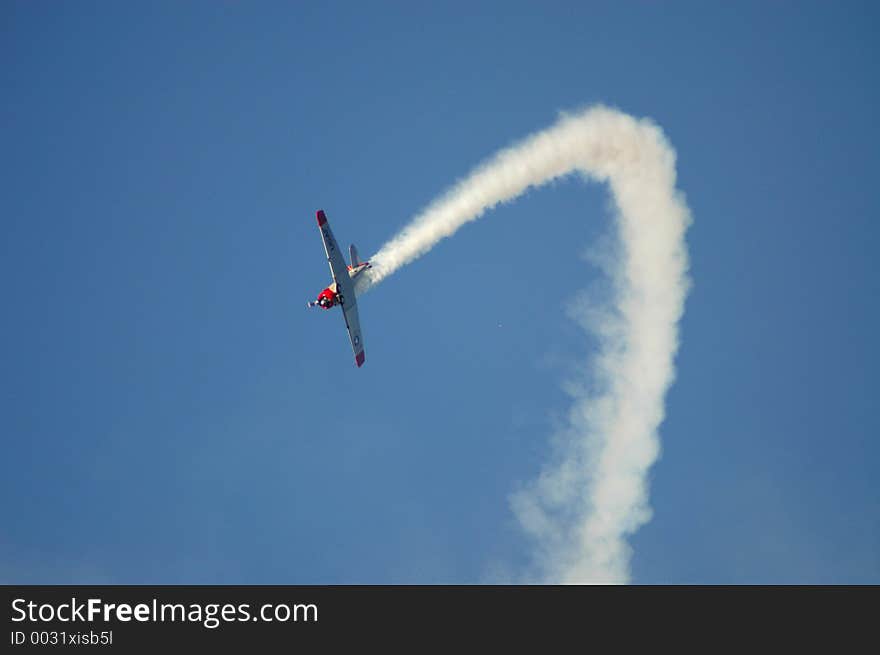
316,287,337,309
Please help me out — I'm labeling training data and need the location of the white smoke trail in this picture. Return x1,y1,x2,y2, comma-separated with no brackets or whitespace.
358,105,691,583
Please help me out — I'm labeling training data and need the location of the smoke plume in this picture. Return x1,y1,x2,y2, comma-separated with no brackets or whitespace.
358,106,691,583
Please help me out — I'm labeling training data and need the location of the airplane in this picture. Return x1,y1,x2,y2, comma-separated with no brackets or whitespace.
307,209,371,367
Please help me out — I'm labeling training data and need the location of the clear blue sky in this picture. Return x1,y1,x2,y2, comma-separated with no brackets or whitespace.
2,1,877,583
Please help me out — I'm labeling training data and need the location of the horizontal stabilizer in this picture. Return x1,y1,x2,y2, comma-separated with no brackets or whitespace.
350,244,360,267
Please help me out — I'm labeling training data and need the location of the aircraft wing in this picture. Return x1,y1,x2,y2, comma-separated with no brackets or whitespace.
341,296,365,367
316,210,365,367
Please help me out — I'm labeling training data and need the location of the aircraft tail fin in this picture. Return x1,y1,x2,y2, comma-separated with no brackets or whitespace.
349,244,360,267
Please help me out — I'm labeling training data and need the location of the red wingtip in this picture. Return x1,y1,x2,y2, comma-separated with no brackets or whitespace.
355,351,365,367
316,210,327,226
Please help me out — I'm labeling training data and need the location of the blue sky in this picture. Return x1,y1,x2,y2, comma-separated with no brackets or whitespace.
2,1,877,583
